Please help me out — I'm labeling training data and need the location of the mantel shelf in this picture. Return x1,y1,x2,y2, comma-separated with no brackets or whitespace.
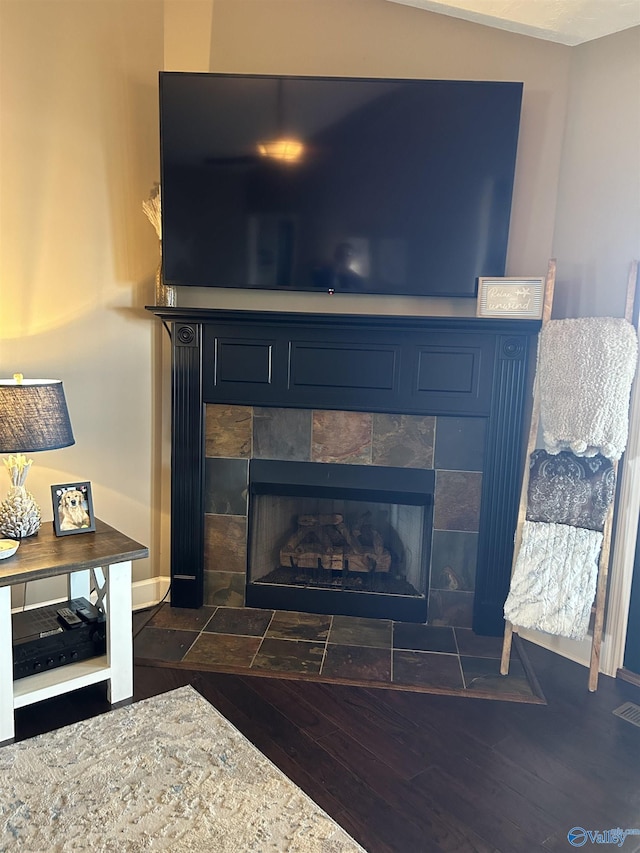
146,305,541,336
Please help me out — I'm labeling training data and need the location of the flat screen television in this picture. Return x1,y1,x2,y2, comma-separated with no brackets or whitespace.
159,72,523,298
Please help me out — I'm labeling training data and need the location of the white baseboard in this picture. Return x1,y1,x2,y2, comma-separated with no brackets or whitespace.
11,576,171,615
131,576,171,611
517,626,616,677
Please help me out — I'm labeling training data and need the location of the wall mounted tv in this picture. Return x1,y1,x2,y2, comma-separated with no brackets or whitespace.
159,72,523,298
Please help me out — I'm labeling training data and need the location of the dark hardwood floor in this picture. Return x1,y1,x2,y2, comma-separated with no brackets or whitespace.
12,640,640,853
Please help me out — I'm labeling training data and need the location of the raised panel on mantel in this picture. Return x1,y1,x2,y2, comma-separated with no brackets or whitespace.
416,348,477,393
411,342,490,415
217,340,273,385
290,343,397,390
203,328,286,405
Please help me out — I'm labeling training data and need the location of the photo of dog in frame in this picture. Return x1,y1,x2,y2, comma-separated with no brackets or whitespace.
51,482,96,536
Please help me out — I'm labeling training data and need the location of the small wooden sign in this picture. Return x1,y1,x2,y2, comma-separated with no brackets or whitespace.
477,277,545,319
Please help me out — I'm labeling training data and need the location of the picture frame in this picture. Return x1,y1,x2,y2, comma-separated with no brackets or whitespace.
51,481,96,536
477,277,545,319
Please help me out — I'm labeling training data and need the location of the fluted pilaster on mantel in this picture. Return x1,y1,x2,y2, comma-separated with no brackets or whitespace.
170,321,204,608
473,334,534,635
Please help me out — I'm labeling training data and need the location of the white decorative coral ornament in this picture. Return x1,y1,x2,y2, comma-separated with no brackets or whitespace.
0,455,41,538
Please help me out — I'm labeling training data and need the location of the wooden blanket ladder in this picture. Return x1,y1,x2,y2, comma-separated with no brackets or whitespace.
500,259,638,692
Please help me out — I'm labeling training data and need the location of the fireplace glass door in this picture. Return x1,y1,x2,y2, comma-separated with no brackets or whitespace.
247,460,434,622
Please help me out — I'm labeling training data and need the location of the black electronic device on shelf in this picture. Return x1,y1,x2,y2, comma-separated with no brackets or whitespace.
159,72,523,299
12,597,106,680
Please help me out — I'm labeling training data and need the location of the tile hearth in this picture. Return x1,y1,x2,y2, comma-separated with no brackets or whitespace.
133,605,545,704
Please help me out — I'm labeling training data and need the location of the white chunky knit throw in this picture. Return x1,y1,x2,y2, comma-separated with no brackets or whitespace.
538,317,638,461
504,521,602,640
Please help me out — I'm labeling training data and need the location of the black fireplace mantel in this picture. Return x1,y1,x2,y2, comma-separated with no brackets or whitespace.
148,306,540,635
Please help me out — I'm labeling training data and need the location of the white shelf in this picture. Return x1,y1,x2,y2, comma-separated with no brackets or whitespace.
13,656,111,709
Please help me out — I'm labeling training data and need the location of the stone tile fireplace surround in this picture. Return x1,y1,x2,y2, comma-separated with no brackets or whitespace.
204,404,483,628
149,308,540,635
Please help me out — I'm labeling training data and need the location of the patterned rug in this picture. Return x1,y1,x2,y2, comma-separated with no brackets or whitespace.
0,686,364,852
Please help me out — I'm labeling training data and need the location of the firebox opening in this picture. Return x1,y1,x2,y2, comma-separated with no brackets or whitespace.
246,460,434,622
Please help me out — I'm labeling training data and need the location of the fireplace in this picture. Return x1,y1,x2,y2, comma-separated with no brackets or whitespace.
247,459,434,621
148,307,540,635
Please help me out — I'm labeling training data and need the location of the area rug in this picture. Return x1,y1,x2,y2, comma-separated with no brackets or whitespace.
0,686,365,852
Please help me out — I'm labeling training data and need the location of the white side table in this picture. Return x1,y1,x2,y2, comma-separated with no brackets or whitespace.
0,518,148,743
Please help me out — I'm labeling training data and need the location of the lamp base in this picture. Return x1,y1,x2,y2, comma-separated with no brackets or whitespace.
0,486,41,539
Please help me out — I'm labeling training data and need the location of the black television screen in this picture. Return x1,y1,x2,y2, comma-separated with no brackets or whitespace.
159,72,523,298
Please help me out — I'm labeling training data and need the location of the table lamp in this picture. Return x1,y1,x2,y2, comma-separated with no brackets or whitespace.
0,375,75,538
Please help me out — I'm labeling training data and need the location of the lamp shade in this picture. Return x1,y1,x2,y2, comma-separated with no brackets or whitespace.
0,379,75,453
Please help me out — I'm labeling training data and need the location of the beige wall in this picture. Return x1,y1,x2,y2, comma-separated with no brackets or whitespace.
552,27,640,319
0,0,164,602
